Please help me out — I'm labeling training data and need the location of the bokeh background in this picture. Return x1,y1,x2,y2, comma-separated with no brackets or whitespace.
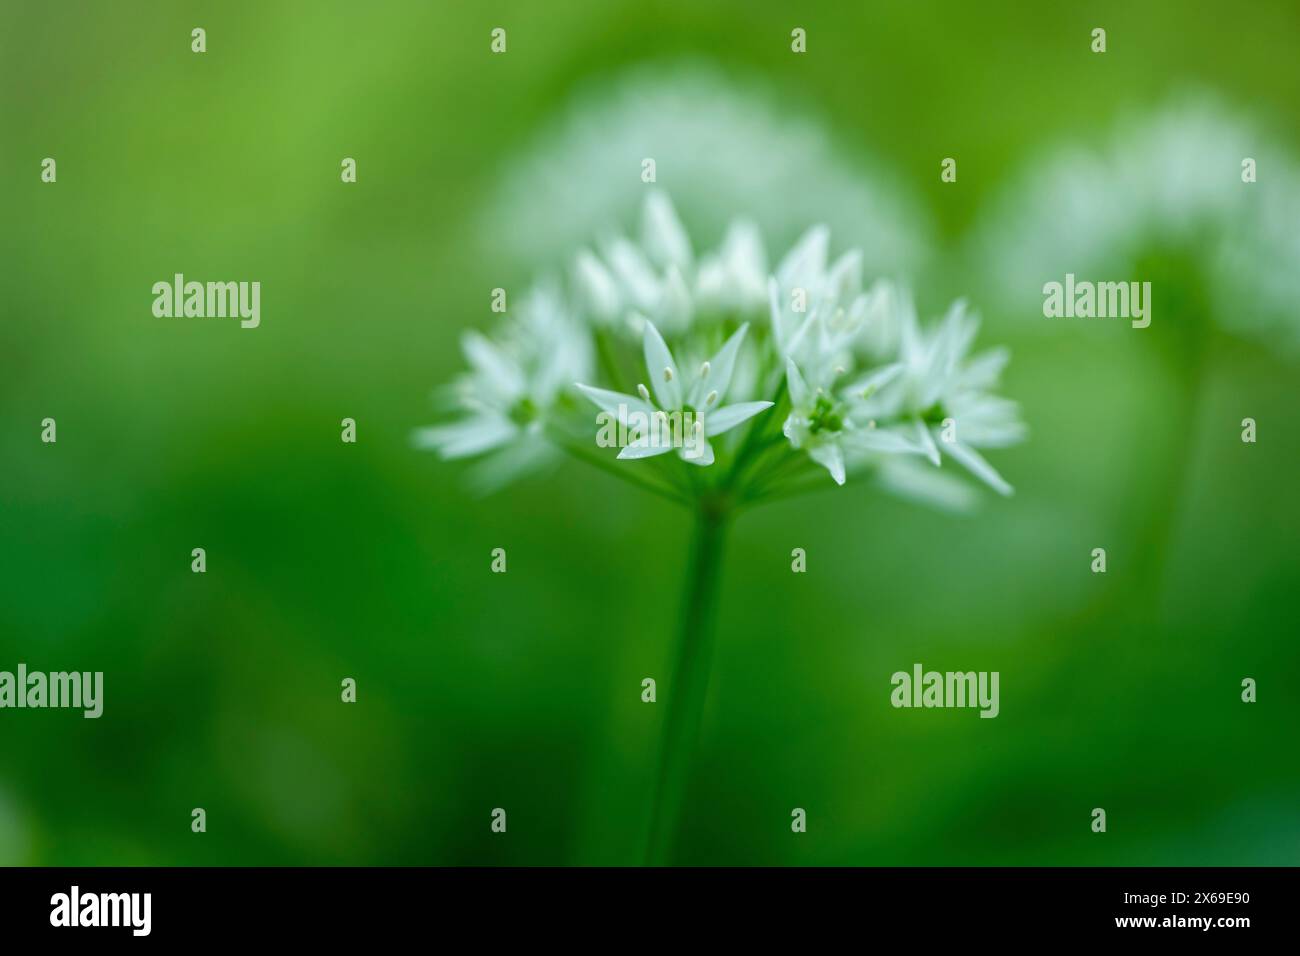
2,0,1298,865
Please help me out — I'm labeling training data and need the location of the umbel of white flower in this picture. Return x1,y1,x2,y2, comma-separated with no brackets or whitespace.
412,283,593,491
976,96,1300,351
416,192,1025,509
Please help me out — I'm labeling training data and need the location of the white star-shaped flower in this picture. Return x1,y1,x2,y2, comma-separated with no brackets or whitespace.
577,321,773,466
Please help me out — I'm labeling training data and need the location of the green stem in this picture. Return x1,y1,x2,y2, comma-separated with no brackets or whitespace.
1051,251,1211,643
742,470,834,509
1121,251,1213,626
1129,320,1211,625
741,445,808,500
726,378,788,492
644,499,730,865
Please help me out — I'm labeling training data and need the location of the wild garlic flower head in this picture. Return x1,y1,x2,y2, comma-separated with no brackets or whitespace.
779,297,1026,494
424,189,1022,509
845,299,1027,496
767,233,1024,495
782,358,920,486
977,96,1300,349
413,284,593,490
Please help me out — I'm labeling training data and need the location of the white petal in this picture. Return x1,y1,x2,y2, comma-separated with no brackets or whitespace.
809,442,846,485
624,310,649,338
776,225,830,288
960,419,1029,448
692,323,749,405
824,249,863,302
703,400,773,437
575,383,654,427
914,418,941,465
573,249,621,323
782,413,805,449
678,434,715,466
721,220,767,301
462,331,525,397
843,426,924,456
468,437,555,492
781,309,819,365
658,265,694,333
960,347,1010,390
768,277,791,355
940,300,980,364
876,457,977,513
617,440,675,460
899,301,924,364
642,321,682,409
785,358,810,407
605,237,660,309
944,440,1014,496
412,415,517,459
843,362,904,399
641,191,693,271
949,396,1028,448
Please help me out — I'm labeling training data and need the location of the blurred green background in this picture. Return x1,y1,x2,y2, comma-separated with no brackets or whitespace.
2,0,1297,865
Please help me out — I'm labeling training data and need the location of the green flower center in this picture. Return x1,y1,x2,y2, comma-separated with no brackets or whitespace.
808,394,844,435
509,396,539,426
920,402,948,425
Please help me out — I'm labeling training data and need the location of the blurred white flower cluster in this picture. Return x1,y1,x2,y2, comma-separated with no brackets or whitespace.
412,283,593,491
481,62,930,282
419,193,1024,509
977,97,1300,349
